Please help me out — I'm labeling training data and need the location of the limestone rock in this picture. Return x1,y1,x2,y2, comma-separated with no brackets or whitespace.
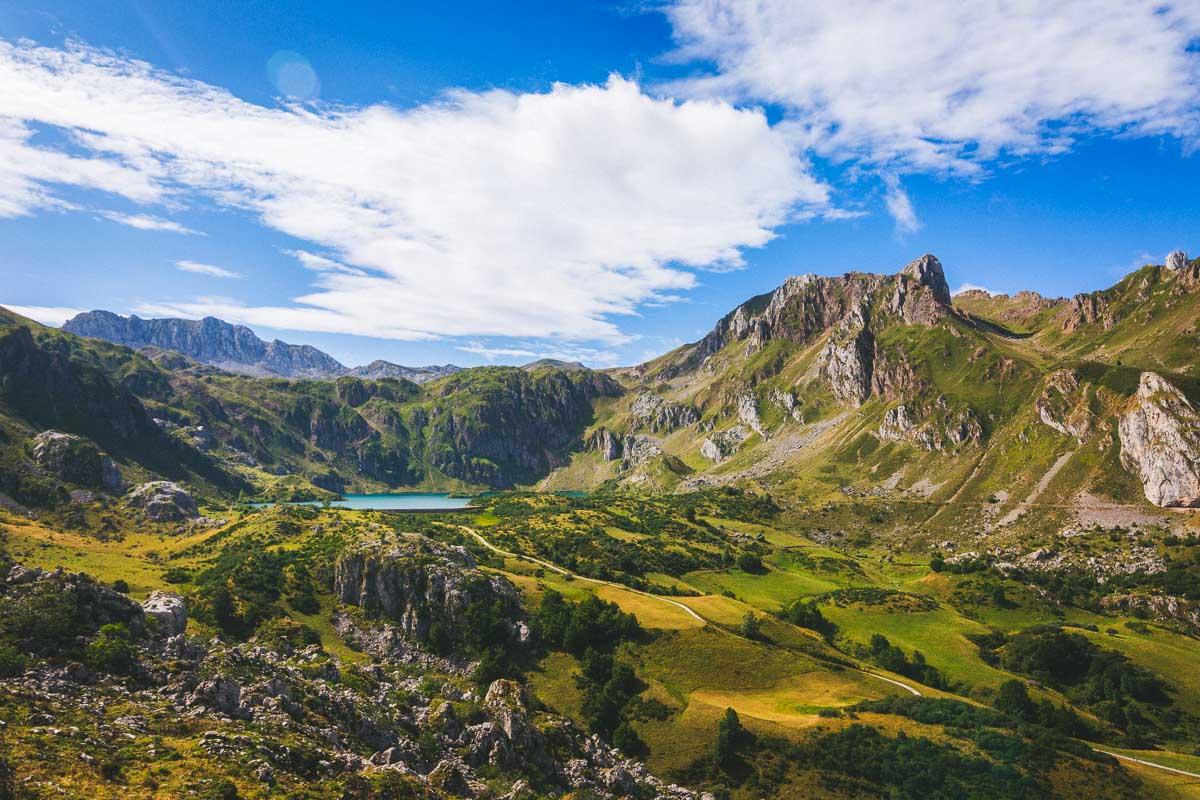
629,392,698,433
142,591,188,637
735,392,766,437
1035,369,1093,441
587,427,622,461
700,426,748,462
818,308,875,405
1118,372,1200,507
126,481,199,521
1166,250,1189,271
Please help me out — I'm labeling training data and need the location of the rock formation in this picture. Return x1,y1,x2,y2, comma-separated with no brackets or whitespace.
142,591,188,637
1118,372,1200,507
31,430,123,492
126,481,200,521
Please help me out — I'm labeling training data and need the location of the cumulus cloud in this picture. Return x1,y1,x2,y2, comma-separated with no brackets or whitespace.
176,260,243,279
1,303,85,326
99,211,202,235
0,39,825,344
663,0,1200,172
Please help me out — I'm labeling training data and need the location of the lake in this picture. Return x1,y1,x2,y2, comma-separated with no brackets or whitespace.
260,493,476,511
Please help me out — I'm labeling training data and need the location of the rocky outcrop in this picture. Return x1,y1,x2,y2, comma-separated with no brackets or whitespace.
1165,250,1189,271
1100,593,1200,632
618,435,662,470
770,388,804,422
818,307,875,406
891,254,953,324
700,426,749,462
334,535,526,647
4,564,145,634
1118,372,1200,507
629,392,698,433
142,591,188,637
735,392,766,437
1060,292,1112,333
1035,370,1093,441
587,427,623,461
30,430,123,492
877,398,982,451
126,481,200,521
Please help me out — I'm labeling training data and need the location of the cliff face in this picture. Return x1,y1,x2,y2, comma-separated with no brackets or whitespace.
1119,372,1200,508
346,360,461,383
64,311,347,378
333,535,526,646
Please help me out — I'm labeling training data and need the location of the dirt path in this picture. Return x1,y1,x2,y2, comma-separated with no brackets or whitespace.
1094,750,1200,779
460,525,706,624
864,672,922,696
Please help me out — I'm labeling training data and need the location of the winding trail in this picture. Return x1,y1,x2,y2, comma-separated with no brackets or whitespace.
460,524,926,697
465,524,1200,779
1093,750,1200,780
459,525,705,623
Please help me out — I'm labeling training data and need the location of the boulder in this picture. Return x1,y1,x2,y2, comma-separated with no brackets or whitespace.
1118,372,1200,507
142,591,188,637
126,481,199,521
1166,250,1189,271
30,430,121,491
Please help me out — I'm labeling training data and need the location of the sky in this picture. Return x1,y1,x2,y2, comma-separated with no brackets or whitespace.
1,1,1199,369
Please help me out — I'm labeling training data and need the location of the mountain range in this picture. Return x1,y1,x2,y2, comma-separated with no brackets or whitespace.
62,310,461,383
7,250,1198,520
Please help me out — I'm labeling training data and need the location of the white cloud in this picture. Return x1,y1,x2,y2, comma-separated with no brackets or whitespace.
176,260,243,279
0,39,825,344
881,174,919,234
98,210,202,235
663,1,1200,172
1,303,85,326
457,341,620,366
952,283,995,296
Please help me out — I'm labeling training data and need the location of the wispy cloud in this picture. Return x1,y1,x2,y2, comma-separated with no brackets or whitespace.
98,210,202,235
1,303,85,326
881,174,920,234
0,40,825,346
176,260,243,279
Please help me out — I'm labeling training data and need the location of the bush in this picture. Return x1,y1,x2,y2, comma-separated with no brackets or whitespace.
111,579,129,594
736,553,764,574
85,623,136,675
0,643,25,677
162,567,192,584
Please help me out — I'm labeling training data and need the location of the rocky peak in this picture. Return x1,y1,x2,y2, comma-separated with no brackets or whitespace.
1118,372,1200,508
900,254,953,306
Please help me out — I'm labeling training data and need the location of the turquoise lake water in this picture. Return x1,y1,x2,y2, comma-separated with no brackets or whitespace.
260,493,475,511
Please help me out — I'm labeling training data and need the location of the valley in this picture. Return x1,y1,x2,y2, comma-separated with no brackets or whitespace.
1,252,1199,799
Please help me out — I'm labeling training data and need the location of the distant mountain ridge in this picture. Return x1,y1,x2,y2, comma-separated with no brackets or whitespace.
62,310,460,382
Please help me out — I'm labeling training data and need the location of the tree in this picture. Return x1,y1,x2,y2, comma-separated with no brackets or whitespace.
739,612,762,640
994,680,1035,721
714,707,745,769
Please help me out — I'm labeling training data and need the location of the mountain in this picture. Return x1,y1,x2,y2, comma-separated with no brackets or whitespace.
63,311,346,378
346,359,461,383
63,310,465,384
522,358,586,372
549,252,1200,530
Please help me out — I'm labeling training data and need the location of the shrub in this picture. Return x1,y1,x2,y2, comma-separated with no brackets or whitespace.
85,623,136,675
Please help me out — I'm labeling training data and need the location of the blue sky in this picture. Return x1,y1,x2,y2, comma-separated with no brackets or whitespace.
1,1,1199,368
